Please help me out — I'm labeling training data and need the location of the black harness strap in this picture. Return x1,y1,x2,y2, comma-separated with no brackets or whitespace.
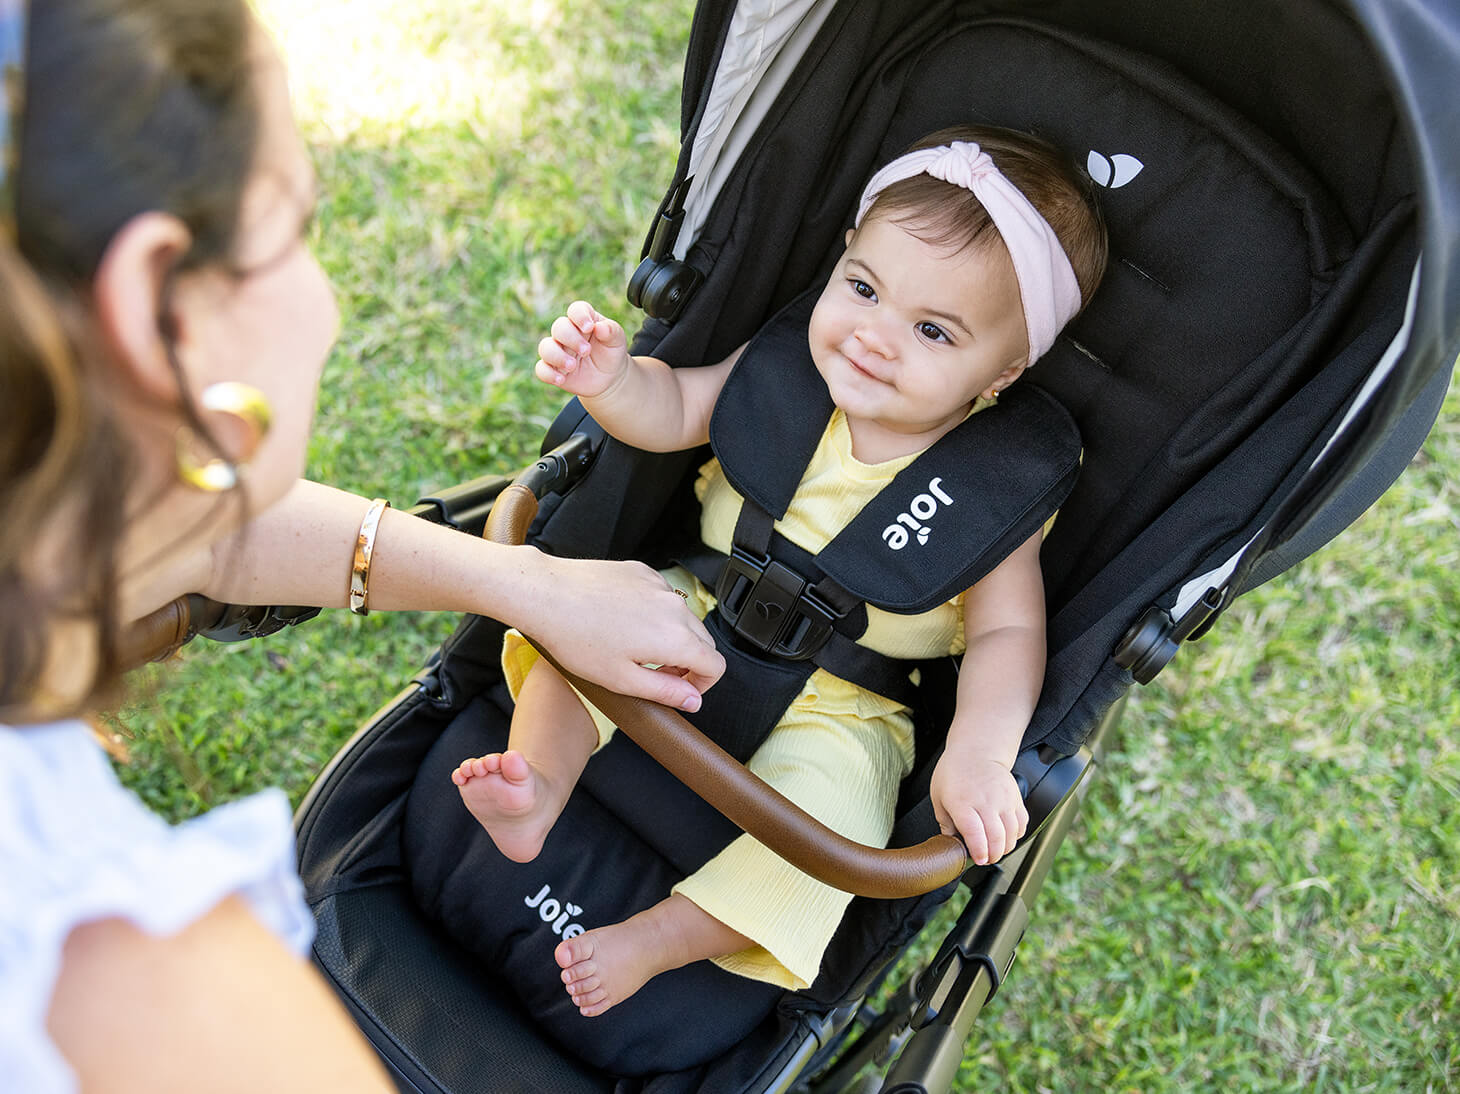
679,507,919,708
670,287,1079,756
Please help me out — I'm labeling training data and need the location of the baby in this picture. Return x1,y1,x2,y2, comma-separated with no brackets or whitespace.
453,124,1106,1015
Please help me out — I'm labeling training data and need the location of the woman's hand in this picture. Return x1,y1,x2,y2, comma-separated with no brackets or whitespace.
510,551,725,712
930,750,1029,865
535,301,631,398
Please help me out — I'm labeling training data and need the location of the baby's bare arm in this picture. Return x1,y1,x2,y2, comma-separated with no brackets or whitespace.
585,352,740,452
537,300,744,452
930,532,1046,863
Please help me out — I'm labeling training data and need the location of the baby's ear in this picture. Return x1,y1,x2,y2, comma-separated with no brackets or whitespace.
987,361,1028,398
844,227,856,247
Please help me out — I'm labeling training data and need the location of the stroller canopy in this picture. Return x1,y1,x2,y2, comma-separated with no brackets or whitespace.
676,0,1459,421
637,0,1459,730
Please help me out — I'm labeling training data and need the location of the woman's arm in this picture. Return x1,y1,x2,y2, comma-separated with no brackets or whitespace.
47,896,395,1094
190,479,723,709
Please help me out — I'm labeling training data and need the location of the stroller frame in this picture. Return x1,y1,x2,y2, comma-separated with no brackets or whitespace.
278,0,1460,1090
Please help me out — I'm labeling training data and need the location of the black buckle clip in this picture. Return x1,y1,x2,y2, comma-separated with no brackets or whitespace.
715,548,841,660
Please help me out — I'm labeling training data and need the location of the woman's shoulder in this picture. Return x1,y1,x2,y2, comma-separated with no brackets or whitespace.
0,719,314,1093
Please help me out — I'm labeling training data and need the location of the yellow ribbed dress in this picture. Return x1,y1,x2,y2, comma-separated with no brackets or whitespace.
502,407,974,989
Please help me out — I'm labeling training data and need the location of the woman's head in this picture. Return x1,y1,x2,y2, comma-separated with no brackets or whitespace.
1,0,336,718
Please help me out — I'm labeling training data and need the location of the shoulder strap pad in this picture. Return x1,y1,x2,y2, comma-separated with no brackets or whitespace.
708,290,832,518
820,384,1080,612
710,289,1082,613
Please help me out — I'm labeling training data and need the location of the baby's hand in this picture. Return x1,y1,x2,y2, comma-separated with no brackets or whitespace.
534,301,631,399
930,752,1029,866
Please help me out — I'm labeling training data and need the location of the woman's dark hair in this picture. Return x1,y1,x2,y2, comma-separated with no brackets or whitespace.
863,123,1109,310
0,0,260,720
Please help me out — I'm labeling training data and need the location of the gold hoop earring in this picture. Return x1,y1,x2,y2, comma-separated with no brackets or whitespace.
175,381,273,493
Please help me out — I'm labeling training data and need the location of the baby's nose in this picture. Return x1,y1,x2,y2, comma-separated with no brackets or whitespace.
854,322,895,358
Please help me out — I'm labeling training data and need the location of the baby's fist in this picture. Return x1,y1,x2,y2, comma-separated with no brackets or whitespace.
534,301,629,398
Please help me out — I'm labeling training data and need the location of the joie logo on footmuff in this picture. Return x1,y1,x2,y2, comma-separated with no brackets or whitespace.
524,882,587,939
882,477,955,550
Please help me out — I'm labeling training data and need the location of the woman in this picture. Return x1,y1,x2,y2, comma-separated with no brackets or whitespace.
0,1,722,1089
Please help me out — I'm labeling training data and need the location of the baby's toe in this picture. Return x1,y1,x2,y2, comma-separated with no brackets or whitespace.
574,986,610,1011
555,935,594,971
565,971,601,995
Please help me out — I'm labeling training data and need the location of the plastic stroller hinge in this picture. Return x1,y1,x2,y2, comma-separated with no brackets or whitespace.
628,174,703,322
189,596,322,644
1113,585,1224,683
511,432,598,498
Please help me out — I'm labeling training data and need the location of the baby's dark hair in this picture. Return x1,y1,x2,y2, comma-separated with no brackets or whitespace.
861,124,1108,311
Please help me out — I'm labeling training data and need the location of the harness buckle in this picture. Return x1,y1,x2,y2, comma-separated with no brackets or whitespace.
715,548,840,660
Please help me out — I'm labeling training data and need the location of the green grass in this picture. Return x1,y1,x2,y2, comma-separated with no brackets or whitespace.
115,2,1458,1089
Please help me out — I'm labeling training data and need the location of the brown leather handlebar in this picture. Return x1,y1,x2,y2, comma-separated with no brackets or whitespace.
119,596,195,670
486,482,970,900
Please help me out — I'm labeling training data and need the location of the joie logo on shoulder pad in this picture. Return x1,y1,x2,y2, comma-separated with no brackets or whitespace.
883,477,954,550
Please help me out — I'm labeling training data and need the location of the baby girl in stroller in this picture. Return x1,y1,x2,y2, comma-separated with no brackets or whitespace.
450,124,1107,1016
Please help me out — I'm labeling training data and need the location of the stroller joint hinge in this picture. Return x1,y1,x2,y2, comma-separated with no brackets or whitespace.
1113,586,1225,684
914,892,1030,1026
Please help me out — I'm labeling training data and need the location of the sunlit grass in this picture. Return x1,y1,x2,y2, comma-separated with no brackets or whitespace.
118,3,1458,1090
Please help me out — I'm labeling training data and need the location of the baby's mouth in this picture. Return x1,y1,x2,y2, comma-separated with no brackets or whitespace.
844,353,891,385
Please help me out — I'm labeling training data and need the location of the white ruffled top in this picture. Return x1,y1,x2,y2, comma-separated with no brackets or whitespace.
0,719,315,1093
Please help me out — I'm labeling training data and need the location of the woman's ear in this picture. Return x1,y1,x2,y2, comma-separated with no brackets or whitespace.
91,212,196,403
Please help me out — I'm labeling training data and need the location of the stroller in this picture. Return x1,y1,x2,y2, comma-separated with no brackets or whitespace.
262,0,1459,1090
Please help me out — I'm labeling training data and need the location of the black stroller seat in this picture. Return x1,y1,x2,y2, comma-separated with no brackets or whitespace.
292,2,1451,1091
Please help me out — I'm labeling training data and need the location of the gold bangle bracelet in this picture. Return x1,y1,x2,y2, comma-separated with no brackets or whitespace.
349,498,391,615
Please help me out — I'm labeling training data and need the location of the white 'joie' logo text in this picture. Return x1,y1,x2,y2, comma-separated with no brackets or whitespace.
524,882,586,939
882,477,954,550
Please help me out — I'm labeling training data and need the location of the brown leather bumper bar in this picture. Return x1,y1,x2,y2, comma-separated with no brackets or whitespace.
485,482,970,900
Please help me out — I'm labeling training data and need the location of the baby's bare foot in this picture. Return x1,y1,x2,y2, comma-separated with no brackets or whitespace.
452,750,560,862
554,919,677,1018
555,895,749,1017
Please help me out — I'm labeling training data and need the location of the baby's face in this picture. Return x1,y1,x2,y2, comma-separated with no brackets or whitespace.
807,214,1029,455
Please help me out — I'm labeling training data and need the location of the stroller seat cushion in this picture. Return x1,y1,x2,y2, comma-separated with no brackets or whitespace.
402,698,783,1077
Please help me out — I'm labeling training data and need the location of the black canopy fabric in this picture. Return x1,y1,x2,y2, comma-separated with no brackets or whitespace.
669,0,1459,422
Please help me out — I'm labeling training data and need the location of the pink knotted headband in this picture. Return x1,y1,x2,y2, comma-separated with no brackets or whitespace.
854,141,1081,366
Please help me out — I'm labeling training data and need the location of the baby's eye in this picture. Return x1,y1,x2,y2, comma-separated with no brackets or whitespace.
849,278,876,300
917,321,950,343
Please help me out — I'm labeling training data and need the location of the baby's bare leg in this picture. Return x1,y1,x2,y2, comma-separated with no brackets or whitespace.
452,659,598,862
554,894,751,1017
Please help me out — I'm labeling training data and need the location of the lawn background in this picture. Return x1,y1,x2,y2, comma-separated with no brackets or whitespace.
116,1,1458,1089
